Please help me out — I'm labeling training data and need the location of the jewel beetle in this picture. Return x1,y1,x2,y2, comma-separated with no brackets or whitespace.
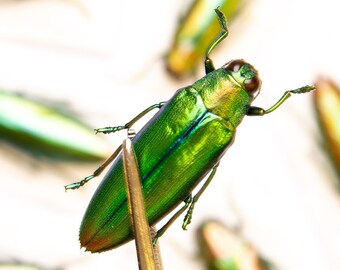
66,8,315,252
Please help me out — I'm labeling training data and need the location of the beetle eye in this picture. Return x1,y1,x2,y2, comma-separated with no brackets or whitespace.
244,76,260,96
224,59,245,72
223,59,261,97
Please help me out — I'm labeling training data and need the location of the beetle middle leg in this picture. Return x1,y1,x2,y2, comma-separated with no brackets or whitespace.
182,163,219,230
64,102,166,191
95,102,166,134
204,8,229,74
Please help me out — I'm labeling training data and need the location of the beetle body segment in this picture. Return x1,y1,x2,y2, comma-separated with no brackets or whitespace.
80,67,253,252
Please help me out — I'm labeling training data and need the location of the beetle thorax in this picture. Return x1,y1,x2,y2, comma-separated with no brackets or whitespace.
193,68,253,128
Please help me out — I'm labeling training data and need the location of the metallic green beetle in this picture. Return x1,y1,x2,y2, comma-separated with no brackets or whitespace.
0,91,109,160
66,9,314,252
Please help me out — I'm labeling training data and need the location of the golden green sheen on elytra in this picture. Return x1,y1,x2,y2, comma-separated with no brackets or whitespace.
0,91,108,160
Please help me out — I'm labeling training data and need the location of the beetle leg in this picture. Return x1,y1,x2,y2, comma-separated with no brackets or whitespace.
247,85,315,116
204,8,229,74
65,102,166,191
64,144,122,190
182,163,219,230
65,102,167,191
152,195,192,246
95,102,166,134
153,149,220,242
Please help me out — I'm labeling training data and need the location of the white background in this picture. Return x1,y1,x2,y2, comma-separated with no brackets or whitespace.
0,0,339,269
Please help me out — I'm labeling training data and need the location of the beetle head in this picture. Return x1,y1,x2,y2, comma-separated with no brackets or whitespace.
223,59,261,98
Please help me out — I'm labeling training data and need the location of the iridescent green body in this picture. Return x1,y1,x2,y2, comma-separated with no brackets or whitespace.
166,0,241,77
68,9,315,253
80,67,252,252
0,91,108,160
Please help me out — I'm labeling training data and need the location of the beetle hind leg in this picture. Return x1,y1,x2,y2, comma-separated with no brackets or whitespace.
152,195,192,245
64,145,122,190
152,163,219,244
182,163,219,230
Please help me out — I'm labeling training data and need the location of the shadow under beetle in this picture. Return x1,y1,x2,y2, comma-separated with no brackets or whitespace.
65,8,315,252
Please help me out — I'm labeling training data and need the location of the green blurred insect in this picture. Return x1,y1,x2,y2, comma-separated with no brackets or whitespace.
0,91,108,160
65,8,315,252
314,78,340,181
197,220,274,270
0,260,61,270
0,264,46,270
166,0,242,78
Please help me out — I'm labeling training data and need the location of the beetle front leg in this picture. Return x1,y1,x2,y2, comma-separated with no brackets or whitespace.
95,102,166,134
204,8,229,74
247,85,315,116
152,195,192,246
182,163,219,230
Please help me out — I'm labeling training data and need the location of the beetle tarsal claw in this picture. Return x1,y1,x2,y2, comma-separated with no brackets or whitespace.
182,205,194,230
